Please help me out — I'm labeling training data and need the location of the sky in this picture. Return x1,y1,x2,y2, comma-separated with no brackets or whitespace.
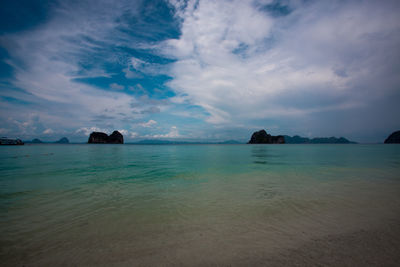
0,0,399,143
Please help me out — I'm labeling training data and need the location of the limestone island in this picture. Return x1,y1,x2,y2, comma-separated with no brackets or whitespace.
248,130,285,144
88,131,124,144
55,137,69,144
0,137,24,145
384,130,400,143
248,129,357,144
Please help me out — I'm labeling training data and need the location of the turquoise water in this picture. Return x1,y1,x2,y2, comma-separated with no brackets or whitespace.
1,144,400,265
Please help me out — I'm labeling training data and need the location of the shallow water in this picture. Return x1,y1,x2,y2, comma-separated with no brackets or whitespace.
1,144,400,265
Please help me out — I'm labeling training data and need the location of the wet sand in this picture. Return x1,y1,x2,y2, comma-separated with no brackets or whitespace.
264,224,400,267
17,205,399,267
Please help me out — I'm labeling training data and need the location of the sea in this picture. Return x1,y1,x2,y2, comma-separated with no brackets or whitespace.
1,144,400,266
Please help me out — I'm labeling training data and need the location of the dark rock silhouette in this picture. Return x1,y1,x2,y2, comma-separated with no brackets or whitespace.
284,135,356,144
0,137,24,145
248,130,285,144
107,131,124,144
55,137,69,144
384,130,400,144
88,131,124,144
88,132,108,143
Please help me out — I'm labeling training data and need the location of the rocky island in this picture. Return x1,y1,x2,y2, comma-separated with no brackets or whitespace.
284,135,356,144
248,130,285,144
248,130,357,144
88,131,124,144
0,137,24,145
55,137,69,144
384,130,400,143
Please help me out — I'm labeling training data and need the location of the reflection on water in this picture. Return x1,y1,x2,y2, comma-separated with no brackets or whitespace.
251,145,269,164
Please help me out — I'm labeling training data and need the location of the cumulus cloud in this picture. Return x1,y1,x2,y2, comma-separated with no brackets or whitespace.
110,83,124,90
118,129,139,139
43,128,54,134
0,0,145,140
163,0,400,139
1,0,399,142
139,119,157,127
151,126,181,138
129,132,139,138
75,127,108,136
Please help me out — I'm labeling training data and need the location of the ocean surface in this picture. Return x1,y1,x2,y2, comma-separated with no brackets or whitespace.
1,144,400,266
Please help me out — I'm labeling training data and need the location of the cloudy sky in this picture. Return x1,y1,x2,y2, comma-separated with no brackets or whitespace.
0,0,399,142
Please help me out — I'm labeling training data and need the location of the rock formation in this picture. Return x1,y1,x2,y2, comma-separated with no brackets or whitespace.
284,135,356,144
55,137,69,144
384,130,400,144
107,131,124,144
88,131,124,144
248,130,285,144
0,138,24,145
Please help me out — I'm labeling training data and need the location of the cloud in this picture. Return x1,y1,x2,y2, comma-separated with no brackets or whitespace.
129,84,147,94
118,129,138,139
1,0,399,142
151,126,181,138
123,56,168,78
140,106,161,114
129,132,139,138
162,0,400,138
110,83,124,90
76,127,107,136
0,0,147,139
139,119,157,127
43,128,54,134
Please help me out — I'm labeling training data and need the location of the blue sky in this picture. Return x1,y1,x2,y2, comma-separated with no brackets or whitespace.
0,0,399,142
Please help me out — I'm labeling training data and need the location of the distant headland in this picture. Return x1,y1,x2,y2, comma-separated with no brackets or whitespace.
248,129,357,144
24,137,70,144
88,131,124,144
384,130,400,144
55,137,70,144
0,137,24,145
283,135,356,144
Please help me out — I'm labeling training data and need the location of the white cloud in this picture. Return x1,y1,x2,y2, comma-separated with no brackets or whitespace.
130,57,147,69
119,129,139,139
118,129,129,136
110,83,124,90
151,126,181,138
0,0,141,137
43,128,54,134
76,127,107,136
163,0,400,132
129,132,139,138
139,119,157,127
1,0,399,142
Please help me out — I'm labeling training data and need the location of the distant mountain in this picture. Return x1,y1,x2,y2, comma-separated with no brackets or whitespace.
132,139,243,145
217,140,243,144
31,138,43,143
284,135,356,144
55,137,69,144
384,130,400,143
0,137,24,145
